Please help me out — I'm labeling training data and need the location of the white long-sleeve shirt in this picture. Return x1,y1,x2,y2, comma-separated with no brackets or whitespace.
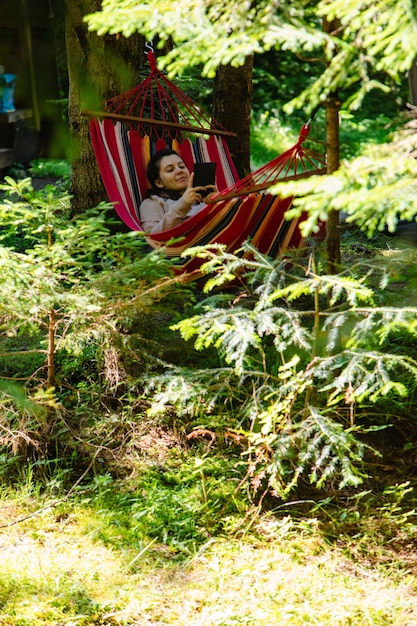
139,195,205,234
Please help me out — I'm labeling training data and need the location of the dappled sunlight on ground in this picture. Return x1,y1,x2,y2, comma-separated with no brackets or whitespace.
1,503,417,625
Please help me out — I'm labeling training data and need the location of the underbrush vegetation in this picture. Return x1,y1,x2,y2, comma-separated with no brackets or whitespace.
3,175,415,499
142,236,417,497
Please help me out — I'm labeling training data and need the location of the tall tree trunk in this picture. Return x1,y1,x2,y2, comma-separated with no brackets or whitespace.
19,0,40,132
408,57,417,107
323,18,341,274
212,56,253,177
325,93,341,273
65,0,144,214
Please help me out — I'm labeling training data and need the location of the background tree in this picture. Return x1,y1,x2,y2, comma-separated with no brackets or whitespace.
65,0,144,213
323,16,341,274
408,58,417,107
64,1,252,207
212,57,253,177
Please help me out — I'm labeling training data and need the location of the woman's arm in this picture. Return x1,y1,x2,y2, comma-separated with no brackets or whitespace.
140,174,213,234
139,195,193,234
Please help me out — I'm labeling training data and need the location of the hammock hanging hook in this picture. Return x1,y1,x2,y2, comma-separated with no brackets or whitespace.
297,122,311,145
144,41,157,70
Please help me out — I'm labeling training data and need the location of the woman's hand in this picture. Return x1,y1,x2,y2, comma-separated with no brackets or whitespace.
184,173,219,203
180,172,206,206
203,184,219,201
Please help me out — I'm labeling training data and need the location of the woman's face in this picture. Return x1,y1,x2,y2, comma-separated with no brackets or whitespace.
155,154,190,192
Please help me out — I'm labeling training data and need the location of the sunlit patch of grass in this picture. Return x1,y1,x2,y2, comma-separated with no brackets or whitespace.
250,111,300,169
250,108,397,172
173,533,417,625
1,493,417,625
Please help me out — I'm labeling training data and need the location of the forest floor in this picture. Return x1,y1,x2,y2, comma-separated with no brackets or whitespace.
1,519,417,625
1,448,417,626
2,389,417,626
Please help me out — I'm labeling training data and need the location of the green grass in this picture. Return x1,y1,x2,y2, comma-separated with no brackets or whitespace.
1,435,417,626
2,218,417,625
1,485,417,625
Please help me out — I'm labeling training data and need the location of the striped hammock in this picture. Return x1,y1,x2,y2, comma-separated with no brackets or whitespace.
88,49,326,274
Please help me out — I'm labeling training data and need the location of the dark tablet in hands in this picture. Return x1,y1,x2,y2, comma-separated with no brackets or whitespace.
193,162,217,195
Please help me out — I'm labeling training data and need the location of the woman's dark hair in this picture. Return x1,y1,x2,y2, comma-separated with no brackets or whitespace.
146,148,181,197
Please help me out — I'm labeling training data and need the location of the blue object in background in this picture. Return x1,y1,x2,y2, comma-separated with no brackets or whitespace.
0,74,16,113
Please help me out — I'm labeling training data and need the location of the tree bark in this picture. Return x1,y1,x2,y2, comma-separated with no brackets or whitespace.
325,93,341,273
408,57,417,106
212,56,253,177
65,0,144,214
323,18,341,274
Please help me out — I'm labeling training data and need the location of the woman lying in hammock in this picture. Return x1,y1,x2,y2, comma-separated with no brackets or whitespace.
139,149,218,234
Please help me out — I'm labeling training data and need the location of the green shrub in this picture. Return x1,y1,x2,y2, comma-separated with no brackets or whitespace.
0,177,195,467
141,242,417,498
29,158,71,179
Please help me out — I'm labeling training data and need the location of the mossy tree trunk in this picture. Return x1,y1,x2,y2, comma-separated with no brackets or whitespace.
212,56,253,177
65,0,144,214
